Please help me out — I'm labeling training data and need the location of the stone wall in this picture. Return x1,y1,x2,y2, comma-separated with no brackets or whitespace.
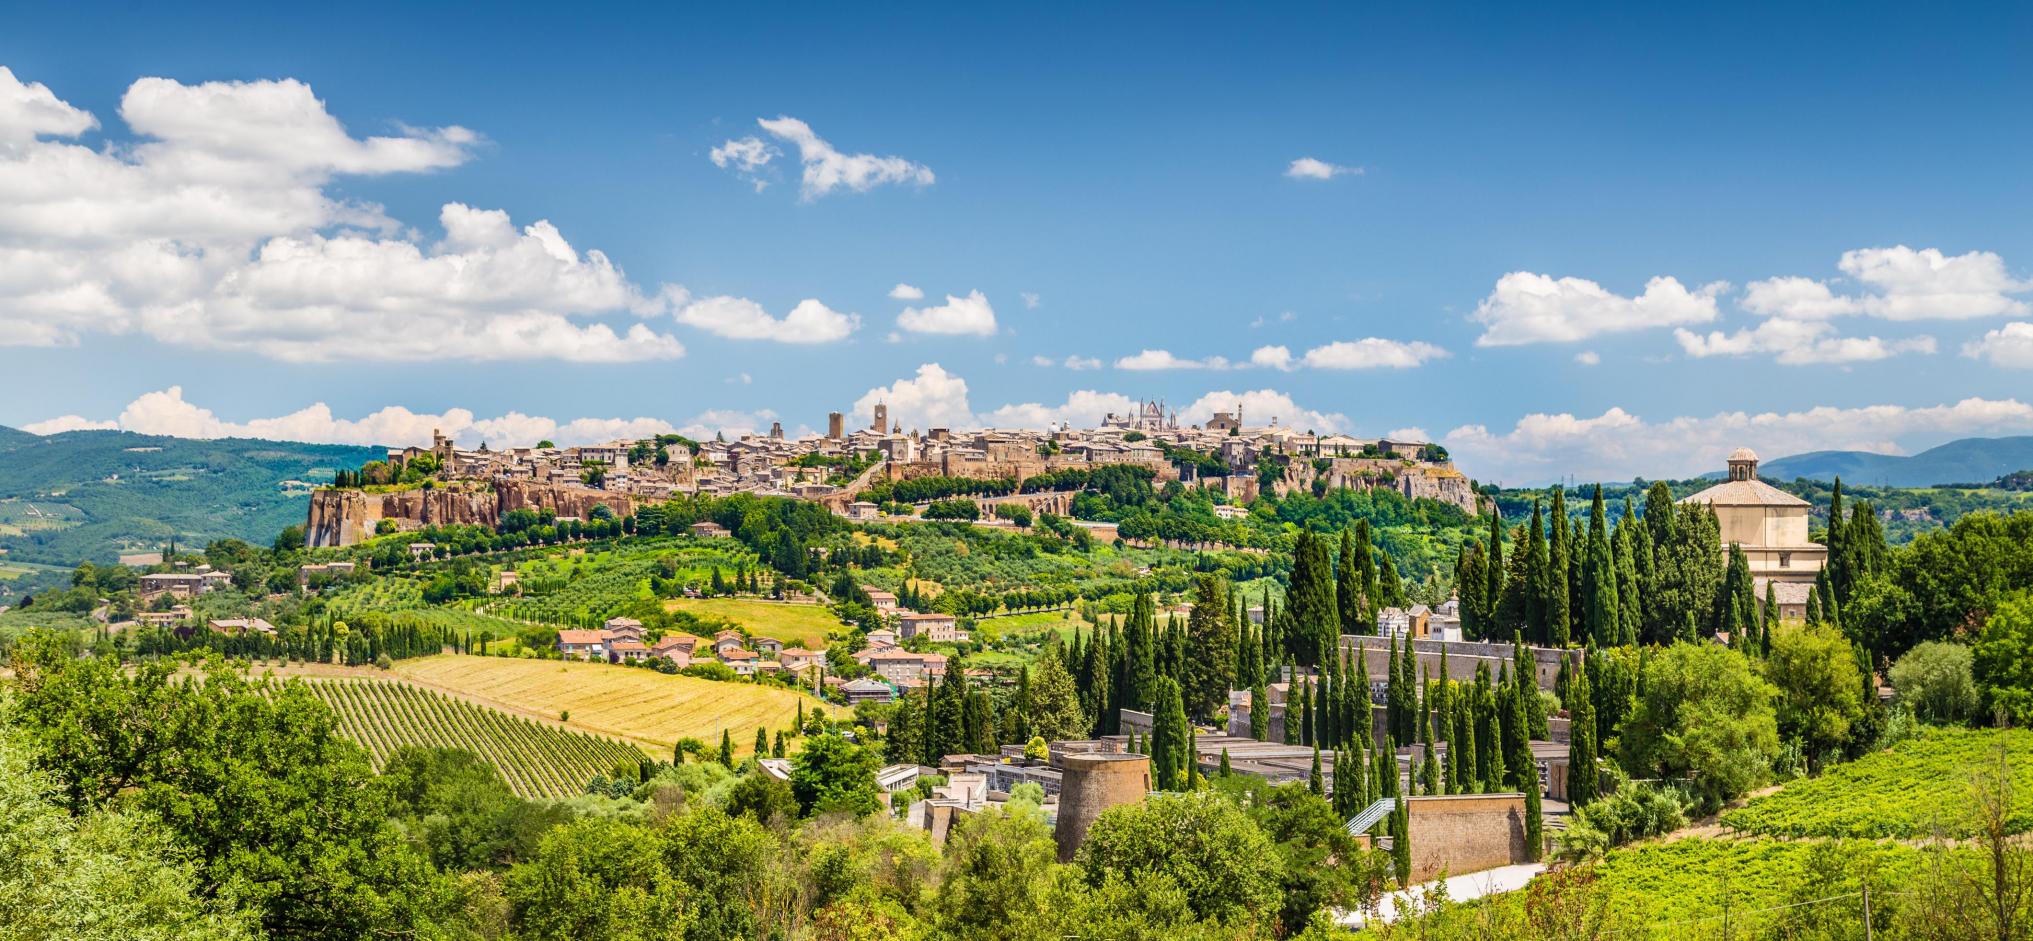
1405,794,1529,882
1053,754,1151,862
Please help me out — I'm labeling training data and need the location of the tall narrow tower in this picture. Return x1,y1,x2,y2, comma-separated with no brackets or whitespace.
872,403,889,433
827,411,845,440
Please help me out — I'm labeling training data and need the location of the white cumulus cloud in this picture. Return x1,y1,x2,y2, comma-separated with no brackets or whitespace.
0,67,867,362
896,289,997,336
888,283,924,300
19,386,772,449
1674,318,1936,366
854,363,975,430
709,136,778,190
1444,397,2033,484
1285,157,1361,180
1963,322,2033,369
982,390,1140,430
1178,389,1348,433
1116,349,1230,371
1299,339,1449,369
1744,246,2030,322
675,295,859,344
717,116,933,201
1472,272,1725,346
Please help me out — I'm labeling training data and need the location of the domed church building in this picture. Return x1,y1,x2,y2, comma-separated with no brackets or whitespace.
1677,447,1827,584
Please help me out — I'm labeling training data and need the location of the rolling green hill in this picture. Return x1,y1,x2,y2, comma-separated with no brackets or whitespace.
1756,436,2033,487
0,426,380,567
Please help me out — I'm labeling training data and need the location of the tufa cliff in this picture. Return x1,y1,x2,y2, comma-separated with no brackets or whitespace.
307,481,639,547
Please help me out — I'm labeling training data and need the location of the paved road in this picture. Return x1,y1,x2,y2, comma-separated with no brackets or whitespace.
1336,863,1547,927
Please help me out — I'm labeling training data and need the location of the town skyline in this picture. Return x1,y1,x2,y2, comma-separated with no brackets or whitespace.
4,2,2033,484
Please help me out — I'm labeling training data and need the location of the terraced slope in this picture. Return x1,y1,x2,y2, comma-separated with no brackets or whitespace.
307,678,647,798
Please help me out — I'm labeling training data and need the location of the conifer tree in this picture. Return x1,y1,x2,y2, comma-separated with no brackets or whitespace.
1187,725,1202,788
1353,644,1374,750
1219,747,1231,778
1456,544,1488,640
1614,496,1646,645
1583,485,1621,647
1319,657,1336,748
755,726,769,756
1524,772,1544,862
1183,574,1238,718
1309,743,1324,796
1398,634,1419,743
719,729,735,767
1547,486,1573,647
1250,681,1269,741
772,731,786,758
1150,677,1190,790
1451,682,1475,792
1566,655,1597,807
1485,511,1506,634
1337,529,1366,635
1421,744,1440,795
1299,676,1315,746
1477,666,1505,791
1391,795,1412,888
1507,672,1536,792
1760,581,1777,657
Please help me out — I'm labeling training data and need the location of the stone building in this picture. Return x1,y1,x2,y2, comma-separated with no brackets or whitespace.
1677,448,1826,583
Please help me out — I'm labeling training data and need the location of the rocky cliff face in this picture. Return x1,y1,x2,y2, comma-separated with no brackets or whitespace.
307,482,639,547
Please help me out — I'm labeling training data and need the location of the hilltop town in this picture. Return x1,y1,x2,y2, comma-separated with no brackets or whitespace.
307,400,1477,546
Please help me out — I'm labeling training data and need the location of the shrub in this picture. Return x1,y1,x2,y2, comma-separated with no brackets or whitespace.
1889,640,1979,725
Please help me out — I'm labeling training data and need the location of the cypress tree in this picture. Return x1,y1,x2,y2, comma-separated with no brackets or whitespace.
1319,656,1336,747
755,726,769,756
1478,666,1505,791
1485,511,1506,635
1300,676,1316,746
1398,634,1419,743
1583,485,1621,648
1451,681,1475,792
1506,670,1534,792
719,729,734,767
1337,529,1366,634
1309,743,1324,796
1614,497,1646,645
1547,486,1573,648
1353,643,1374,750
1187,725,1202,788
1219,747,1232,778
1250,681,1269,741
1391,795,1412,888
1283,663,1301,745
1456,544,1488,640
1421,744,1440,795
772,730,786,758
1567,655,1597,807
1524,772,1544,862
1761,581,1777,657
1149,677,1190,790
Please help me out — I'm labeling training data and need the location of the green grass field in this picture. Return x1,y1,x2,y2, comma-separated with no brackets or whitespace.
306,678,647,798
391,654,839,756
663,597,843,647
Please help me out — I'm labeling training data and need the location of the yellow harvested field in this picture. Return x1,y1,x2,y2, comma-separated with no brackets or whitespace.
663,597,841,647
391,655,838,757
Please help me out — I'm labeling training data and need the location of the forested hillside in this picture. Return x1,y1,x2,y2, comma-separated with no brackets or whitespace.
0,427,378,566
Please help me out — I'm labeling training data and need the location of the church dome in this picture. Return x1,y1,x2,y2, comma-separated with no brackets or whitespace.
1728,447,1759,463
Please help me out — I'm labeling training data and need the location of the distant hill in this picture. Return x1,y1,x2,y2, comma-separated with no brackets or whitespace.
1756,436,2033,488
0,426,380,566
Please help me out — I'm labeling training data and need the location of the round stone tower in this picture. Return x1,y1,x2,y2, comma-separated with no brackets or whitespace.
1053,753,1152,862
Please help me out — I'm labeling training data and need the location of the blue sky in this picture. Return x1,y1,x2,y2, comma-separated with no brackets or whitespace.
3,2,2031,482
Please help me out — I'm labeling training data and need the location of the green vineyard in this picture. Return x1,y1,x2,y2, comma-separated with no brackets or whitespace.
308,679,648,799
